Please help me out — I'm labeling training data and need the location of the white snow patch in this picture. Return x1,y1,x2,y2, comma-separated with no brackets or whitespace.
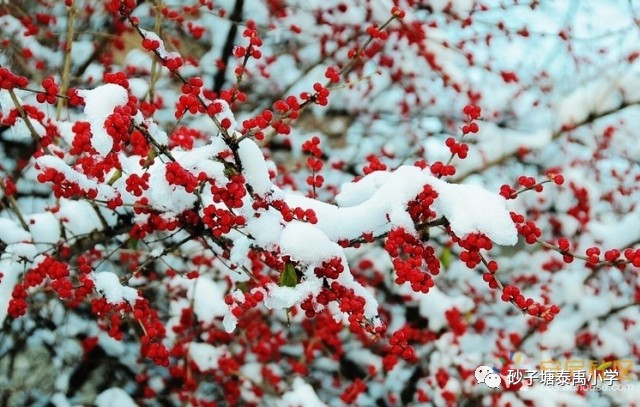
36,155,116,201
55,199,106,236
279,377,327,407
245,209,284,249
280,221,341,263
0,259,23,324
238,138,273,195
430,179,517,246
213,99,238,133
0,218,31,244
264,279,323,310
77,84,129,156
183,277,228,325
95,388,137,407
28,212,61,245
417,286,474,331
91,272,139,305
189,342,227,371
284,166,517,246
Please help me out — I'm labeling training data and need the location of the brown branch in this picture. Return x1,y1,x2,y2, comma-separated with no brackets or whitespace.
213,0,244,94
56,0,76,119
453,99,640,182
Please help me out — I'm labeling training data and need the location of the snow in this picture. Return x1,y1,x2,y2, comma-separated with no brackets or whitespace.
223,311,238,333
238,138,273,195
77,84,129,156
55,199,108,236
138,28,181,60
146,161,197,212
245,209,284,250
188,342,226,371
9,117,46,141
589,205,640,248
145,141,228,212
5,242,38,260
280,221,341,263
184,277,227,324
90,271,139,305
174,141,227,182
417,286,474,331
27,212,61,245
279,378,327,407
284,166,517,246
36,155,116,201
95,388,137,407
0,258,23,324
229,235,252,264
144,118,168,146
214,99,238,133
264,279,323,310
0,218,32,244
430,178,518,246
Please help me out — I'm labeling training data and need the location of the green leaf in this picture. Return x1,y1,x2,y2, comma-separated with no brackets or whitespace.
107,169,122,186
280,262,298,287
236,281,249,293
142,149,157,168
128,238,139,250
440,246,453,270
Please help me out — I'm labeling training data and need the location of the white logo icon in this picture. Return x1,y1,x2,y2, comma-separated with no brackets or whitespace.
475,365,502,389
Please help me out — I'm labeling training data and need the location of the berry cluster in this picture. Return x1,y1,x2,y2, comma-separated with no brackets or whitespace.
452,232,493,269
165,162,199,193
240,109,273,141
407,184,439,224
202,205,246,238
225,290,264,319
66,88,84,106
176,77,205,117
36,76,59,104
511,212,542,244
303,137,325,192
69,121,93,155
105,105,134,152
429,160,456,177
385,228,439,293
307,82,331,106
210,174,247,209
362,154,387,175
302,136,322,157
445,136,469,159
37,167,97,199
462,104,481,120
234,21,264,62
324,66,340,83
340,379,366,404
126,172,150,197
444,307,466,336
104,71,130,89
388,330,417,361
499,285,560,321
314,257,345,279
0,67,29,90
106,0,137,16
142,38,161,51
164,55,184,72
391,6,406,18
8,284,28,318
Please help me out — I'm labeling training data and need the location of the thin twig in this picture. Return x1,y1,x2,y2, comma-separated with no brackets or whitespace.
56,0,76,120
